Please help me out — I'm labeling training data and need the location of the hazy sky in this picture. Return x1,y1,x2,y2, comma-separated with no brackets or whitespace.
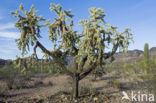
0,0,156,59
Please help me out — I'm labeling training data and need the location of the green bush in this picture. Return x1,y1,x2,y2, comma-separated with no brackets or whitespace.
79,85,97,96
109,78,121,90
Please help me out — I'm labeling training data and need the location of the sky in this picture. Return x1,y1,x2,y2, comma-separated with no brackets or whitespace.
0,0,156,59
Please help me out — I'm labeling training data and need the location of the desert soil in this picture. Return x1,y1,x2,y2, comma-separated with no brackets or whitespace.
0,72,151,103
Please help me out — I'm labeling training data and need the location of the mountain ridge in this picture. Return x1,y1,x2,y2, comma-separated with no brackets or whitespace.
0,47,156,66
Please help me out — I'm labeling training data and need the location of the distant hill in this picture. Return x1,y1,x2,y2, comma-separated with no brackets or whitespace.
62,47,156,66
0,59,12,66
107,47,156,65
0,47,156,66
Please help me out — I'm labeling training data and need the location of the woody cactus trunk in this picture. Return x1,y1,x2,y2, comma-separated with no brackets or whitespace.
11,3,133,98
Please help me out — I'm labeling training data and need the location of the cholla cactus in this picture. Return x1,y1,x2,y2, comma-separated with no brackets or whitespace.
11,3,133,98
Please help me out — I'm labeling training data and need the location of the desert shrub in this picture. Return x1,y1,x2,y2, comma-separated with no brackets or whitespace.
92,66,105,81
0,65,31,89
48,81,53,86
108,78,121,90
66,65,74,73
1,65,18,89
30,64,62,75
34,79,44,87
0,61,60,90
79,85,97,96
143,58,156,94
0,84,8,98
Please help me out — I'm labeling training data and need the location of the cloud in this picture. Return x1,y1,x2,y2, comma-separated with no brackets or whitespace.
0,43,17,54
0,45,19,59
131,0,156,11
0,22,15,30
0,31,20,39
0,22,20,39
0,48,13,54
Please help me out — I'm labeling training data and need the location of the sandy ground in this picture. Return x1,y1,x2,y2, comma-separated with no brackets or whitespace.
0,72,152,103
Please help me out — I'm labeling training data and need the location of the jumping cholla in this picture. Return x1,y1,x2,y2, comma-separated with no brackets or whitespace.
11,3,133,98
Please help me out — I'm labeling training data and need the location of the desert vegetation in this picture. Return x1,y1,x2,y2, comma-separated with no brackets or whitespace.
0,47,156,103
0,3,156,103
0,47,156,102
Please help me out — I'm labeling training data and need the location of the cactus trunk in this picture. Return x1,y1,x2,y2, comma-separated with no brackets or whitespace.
73,75,79,98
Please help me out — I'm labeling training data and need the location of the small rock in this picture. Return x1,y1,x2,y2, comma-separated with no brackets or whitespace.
61,94,65,98
74,99,78,103
93,97,98,101
65,97,68,100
